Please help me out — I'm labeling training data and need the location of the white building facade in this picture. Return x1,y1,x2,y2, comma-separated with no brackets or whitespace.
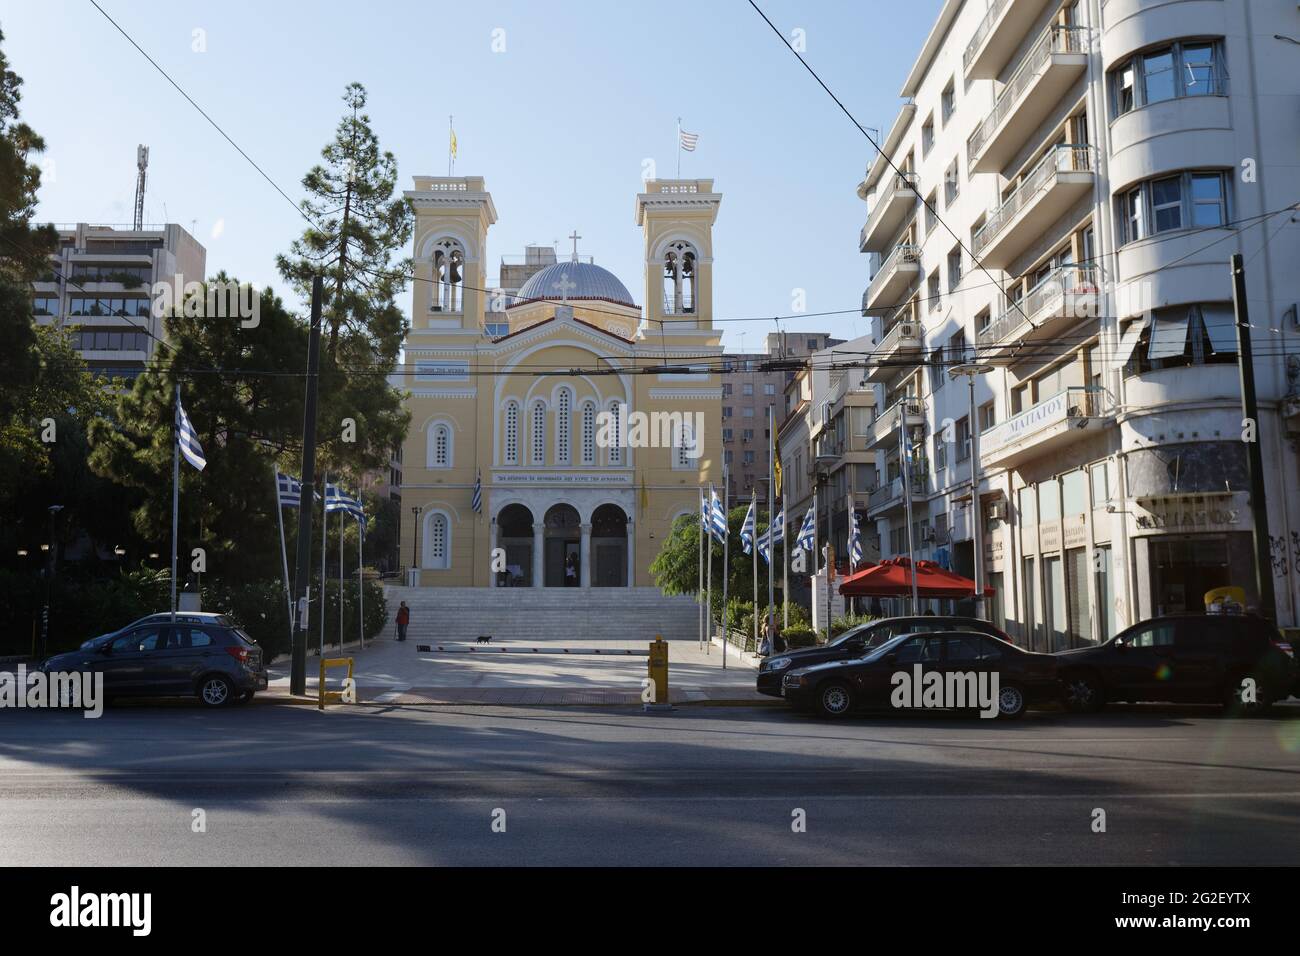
858,0,1300,645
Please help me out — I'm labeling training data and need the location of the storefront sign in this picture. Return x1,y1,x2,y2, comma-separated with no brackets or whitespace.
981,390,1068,455
1063,518,1088,549
1039,524,1061,553
1135,503,1240,531
414,360,470,381
495,473,633,486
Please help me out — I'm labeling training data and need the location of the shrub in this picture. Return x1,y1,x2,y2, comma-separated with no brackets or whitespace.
832,612,875,632
782,625,817,648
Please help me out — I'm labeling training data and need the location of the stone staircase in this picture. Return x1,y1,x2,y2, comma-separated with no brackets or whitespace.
382,586,703,643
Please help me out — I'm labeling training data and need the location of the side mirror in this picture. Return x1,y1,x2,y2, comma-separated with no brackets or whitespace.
98,643,112,655
884,652,898,665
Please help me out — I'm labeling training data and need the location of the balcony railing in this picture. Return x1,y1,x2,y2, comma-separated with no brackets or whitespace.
663,293,696,315
976,264,1100,347
967,26,1089,163
868,473,928,511
963,0,1009,73
972,145,1095,259
981,386,1111,457
861,171,918,247
873,241,920,284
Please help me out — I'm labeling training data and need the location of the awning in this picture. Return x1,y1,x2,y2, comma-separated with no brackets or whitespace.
1201,304,1238,354
838,557,996,599
1148,309,1191,359
1115,316,1149,366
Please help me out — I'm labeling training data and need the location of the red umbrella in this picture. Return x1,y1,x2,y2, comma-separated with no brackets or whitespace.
837,557,995,598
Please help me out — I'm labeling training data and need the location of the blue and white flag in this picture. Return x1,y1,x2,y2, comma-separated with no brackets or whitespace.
699,487,708,533
276,472,304,508
472,470,482,514
849,509,863,569
756,508,784,563
740,495,756,555
793,502,816,554
176,399,206,471
325,484,366,528
708,484,727,544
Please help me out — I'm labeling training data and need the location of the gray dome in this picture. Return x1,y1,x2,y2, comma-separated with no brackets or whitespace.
512,260,636,309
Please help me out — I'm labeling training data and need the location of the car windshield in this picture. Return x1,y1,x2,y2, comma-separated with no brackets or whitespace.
828,623,876,647
860,633,911,662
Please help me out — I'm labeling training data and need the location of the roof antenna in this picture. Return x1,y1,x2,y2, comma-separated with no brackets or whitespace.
133,145,149,230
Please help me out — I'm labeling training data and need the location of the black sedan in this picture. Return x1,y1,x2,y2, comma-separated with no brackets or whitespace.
1055,613,1297,714
757,616,1014,696
780,630,1060,719
41,617,267,707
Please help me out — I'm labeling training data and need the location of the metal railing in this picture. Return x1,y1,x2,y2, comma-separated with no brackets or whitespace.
867,242,921,301
981,386,1111,455
861,172,918,246
972,145,1095,257
963,0,1008,72
874,312,923,359
976,264,1100,347
663,293,696,315
967,26,1089,162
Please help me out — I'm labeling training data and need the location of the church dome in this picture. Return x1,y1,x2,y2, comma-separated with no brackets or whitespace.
512,260,636,309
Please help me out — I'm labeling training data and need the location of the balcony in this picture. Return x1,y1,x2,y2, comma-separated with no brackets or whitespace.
865,306,925,384
859,172,918,253
980,386,1112,469
868,397,926,449
967,26,1089,174
861,242,921,315
867,473,929,517
962,0,1053,80
975,264,1100,362
970,145,1095,269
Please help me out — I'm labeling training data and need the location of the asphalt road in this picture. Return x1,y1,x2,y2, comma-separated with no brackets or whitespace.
1,701,1298,865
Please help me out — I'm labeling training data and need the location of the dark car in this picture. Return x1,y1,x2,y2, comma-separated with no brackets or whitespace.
781,630,1059,719
41,618,267,707
1055,613,1297,715
78,611,236,651
756,616,1014,697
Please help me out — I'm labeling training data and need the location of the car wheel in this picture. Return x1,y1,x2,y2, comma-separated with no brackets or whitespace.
815,681,854,719
198,675,234,708
236,690,254,704
1063,672,1106,713
996,683,1027,719
1224,674,1272,717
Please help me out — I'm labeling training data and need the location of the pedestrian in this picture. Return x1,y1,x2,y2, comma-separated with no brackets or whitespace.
396,601,410,642
565,553,577,587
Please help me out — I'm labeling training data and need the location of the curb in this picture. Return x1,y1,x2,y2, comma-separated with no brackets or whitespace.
251,694,778,709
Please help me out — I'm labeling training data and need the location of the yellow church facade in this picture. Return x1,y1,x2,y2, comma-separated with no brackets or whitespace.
398,175,724,588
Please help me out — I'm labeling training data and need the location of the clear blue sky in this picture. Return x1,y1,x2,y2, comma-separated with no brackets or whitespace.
6,0,941,351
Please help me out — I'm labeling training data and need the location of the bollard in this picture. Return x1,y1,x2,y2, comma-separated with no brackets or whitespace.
644,636,671,711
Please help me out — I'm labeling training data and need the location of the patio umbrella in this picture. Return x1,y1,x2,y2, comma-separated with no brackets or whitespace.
837,556,995,599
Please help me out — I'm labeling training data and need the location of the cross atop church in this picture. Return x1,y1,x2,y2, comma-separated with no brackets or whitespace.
553,272,577,303
569,230,581,262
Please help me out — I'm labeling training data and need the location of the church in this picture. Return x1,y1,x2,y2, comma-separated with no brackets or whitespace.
398,175,724,589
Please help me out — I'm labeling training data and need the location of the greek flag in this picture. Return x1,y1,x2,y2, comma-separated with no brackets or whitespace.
679,128,700,152
325,484,366,528
757,508,784,563
708,484,727,544
793,503,816,554
176,399,206,471
472,470,482,514
276,472,304,508
699,487,708,532
849,509,863,569
740,496,756,555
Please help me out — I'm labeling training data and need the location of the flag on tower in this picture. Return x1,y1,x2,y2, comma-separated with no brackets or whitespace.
679,128,699,152
176,400,206,471
740,495,756,555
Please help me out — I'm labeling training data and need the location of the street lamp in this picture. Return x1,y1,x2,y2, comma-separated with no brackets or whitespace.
39,504,64,660
813,454,837,640
949,362,987,617
410,505,423,577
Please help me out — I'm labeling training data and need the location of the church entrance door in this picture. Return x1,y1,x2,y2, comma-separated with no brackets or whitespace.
544,504,581,587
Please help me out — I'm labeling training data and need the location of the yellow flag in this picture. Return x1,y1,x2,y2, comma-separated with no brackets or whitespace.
640,475,648,515
773,445,783,497
449,127,458,160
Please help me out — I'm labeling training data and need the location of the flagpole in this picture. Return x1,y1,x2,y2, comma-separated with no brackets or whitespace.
751,490,758,657
767,404,776,647
170,383,180,621
320,471,328,658
448,115,454,176
901,404,919,613
339,506,344,651
273,467,293,648
676,117,682,178
706,488,714,656
812,479,819,635
698,486,705,651
721,464,729,671
358,514,364,650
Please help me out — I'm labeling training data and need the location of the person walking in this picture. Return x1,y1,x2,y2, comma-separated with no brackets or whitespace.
395,601,410,642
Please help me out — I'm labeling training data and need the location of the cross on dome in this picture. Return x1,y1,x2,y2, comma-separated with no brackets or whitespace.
569,230,581,262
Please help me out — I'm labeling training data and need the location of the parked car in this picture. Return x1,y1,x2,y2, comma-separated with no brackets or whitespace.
42,617,267,707
78,612,236,650
757,616,1013,697
1055,613,1297,715
780,630,1060,719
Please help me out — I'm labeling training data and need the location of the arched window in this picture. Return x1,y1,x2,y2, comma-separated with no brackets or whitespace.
606,400,622,466
531,401,547,465
431,238,465,312
424,512,450,570
581,401,596,465
504,401,519,465
556,388,572,465
427,422,452,469
662,240,697,315
674,420,694,470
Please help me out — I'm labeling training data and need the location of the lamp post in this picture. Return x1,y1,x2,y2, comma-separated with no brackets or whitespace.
949,363,986,617
410,505,423,579
39,505,64,660
814,454,837,640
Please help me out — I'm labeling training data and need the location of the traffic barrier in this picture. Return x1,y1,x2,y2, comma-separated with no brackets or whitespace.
318,657,355,710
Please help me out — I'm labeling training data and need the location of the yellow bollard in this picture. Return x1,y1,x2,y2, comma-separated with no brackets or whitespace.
646,636,669,709
318,657,355,710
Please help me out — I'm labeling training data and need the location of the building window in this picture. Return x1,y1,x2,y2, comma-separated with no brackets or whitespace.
743,450,756,466
1109,40,1225,117
504,401,519,465
955,417,971,462
947,247,963,292
675,422,695,470
742,407,754,418
662,240,698,314
428,422,452,469
722,406,733,419
531,401,546,465
921,114,935,156
941,79,956,125
925,191,938,234
933,434,946,472
943,158,960,207
556,388,572,465
606,400,622,465
722,427,733,442
1090,461,1110,508
425,512,450,570
431,238,465,312
722,383,732,396
763,383,775,396
979,401,996,433
581,401,596,464
1117,171,1228,245
927,271,941,312
743,383,754,396
1124,303,1238,376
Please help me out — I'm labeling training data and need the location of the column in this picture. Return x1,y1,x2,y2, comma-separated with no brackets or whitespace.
488,518,497,588
579,522,591,588
625,520,635,588
533,522,545,588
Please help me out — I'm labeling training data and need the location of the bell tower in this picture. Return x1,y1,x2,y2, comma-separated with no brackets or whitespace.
405,175,498,335
635,179,721,336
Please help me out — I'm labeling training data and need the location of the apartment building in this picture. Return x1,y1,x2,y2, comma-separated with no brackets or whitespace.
33,222,206,379
857,0,1300,644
